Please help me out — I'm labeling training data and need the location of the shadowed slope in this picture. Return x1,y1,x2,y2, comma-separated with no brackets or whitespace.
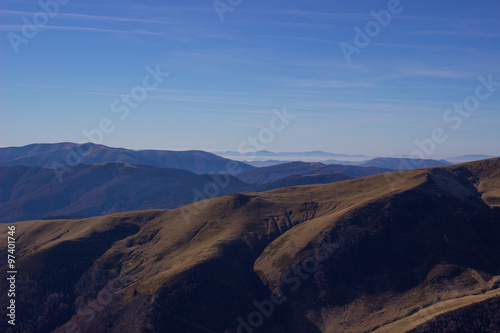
443,157,500,208
235,161,392,184
0,163,249,223
0,163,356,224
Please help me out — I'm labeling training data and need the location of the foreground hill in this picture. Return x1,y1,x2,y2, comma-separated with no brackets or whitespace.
374,291,500,333
0,143,255,174
409,295,500,332
235,161,392,184
0,163,352,223
1,158,499,332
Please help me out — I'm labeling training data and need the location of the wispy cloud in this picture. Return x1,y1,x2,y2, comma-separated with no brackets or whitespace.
165,50,365,71
166,50,287,66
267,9,370,19
0,24,163,34
375,67,476,80
0,10,180,25
263,77,379,89
414,30,500,38
262,35,338,44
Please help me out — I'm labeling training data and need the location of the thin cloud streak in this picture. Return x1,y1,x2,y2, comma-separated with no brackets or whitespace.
0,24,163,34
0,10,180,24
413,30,500,38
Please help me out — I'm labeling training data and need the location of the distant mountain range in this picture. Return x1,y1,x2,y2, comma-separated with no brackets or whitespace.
215,150,371,162
2,143,494,173
447,154,497,163
361,157,451,170
0,163,244,223
0,143,255,175
0,163,355,223
0,143,496,223
235,161,394,184
2,157,440,223
247,159,365,167
214,150,497,166
245,160,289,168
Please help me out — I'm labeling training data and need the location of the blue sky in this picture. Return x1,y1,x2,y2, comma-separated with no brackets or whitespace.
0,0,499,158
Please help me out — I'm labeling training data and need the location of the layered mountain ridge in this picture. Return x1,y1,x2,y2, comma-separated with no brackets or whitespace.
0,163,356,223
0,143,255,174
1,158,499,332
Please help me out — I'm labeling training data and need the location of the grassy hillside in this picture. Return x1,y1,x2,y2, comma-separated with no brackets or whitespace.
0,158,499,332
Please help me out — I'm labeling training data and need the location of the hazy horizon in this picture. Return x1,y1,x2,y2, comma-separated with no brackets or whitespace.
0,141,497,161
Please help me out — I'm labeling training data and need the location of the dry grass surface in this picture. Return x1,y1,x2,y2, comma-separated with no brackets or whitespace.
373,288,500,333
